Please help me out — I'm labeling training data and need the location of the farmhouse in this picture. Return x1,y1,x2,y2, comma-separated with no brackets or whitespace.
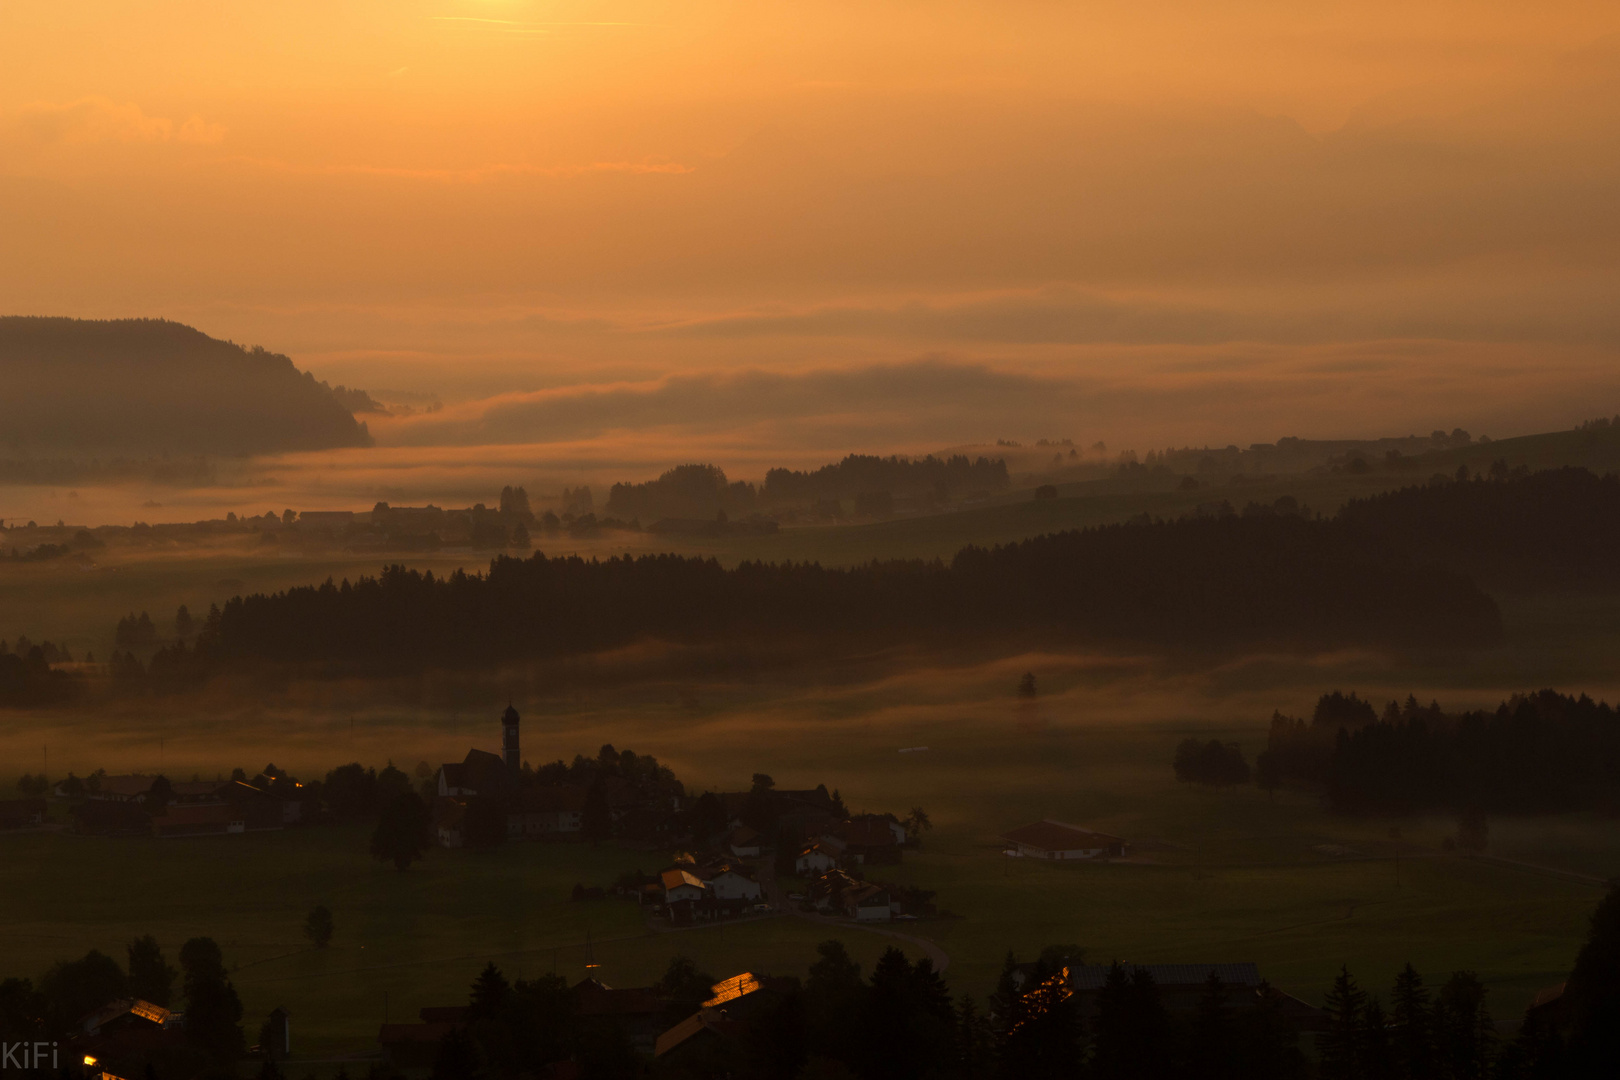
509,785,586,837
705,865,762,902
726,825,762,858
1001,820,1126,859
795,841,838,874
661,868,707,904
843,883,895,921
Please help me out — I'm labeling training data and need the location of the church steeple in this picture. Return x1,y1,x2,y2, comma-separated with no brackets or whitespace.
501,704,520,771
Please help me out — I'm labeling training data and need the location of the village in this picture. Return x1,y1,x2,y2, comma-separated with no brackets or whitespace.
9,708,1132,933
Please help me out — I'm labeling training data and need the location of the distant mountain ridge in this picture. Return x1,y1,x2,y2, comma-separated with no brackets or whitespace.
0,317,375,456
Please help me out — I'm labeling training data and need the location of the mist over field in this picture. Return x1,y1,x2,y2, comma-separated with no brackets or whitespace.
5,2,1620,1077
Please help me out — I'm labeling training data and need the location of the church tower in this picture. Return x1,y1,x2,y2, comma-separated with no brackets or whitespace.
501,704,520,771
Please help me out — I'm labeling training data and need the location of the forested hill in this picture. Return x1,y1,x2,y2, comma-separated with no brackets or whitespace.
192,512,1500,674
1339,467,1620,585
0,317,375,455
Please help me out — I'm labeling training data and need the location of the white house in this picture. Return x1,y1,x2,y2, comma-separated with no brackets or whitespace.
999,820,1126,860
709,868,762,901
661,868,707,904
795,842,838,875
727,825,762,859
844,884,894,921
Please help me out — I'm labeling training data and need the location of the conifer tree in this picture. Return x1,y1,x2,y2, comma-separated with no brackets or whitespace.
1389,962,1433,1079
1317,966,1368,1080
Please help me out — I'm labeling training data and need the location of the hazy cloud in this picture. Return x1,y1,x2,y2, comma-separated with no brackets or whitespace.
7,97,225,146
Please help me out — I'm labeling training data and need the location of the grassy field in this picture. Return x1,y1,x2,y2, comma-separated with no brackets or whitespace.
2,652,1615,1059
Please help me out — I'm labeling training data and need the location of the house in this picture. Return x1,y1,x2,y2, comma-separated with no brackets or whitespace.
794,841,838,875
80,999,177,1037
805,869,861,912
436,800,466,847
57,774,181,803
508,785,586,838
1001,820,1126,859
149,782,286,836
707,866,762,902
726,825,762,858
653,1010,747,1059
0,798,46,829
655,973,764,1058
843,883,894,921
662,868,708,904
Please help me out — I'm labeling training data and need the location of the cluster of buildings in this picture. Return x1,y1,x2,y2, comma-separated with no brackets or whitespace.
430,708,685,848
648,854,767,924
46,774,304,838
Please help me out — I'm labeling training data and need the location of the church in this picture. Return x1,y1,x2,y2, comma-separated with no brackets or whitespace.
432,706,590,845
435,704,521,799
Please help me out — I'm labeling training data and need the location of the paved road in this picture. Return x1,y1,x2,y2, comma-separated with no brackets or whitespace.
757,853,951,973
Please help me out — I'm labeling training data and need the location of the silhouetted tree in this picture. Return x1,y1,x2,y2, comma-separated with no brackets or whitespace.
127,934,176,1005
370,791,431,871
581,776,611,841
1318,967,1368,1080
1566,884,1620,1075
304,905,334,948
468,963,511,1022
179,936,245,1064
40,950,127,1032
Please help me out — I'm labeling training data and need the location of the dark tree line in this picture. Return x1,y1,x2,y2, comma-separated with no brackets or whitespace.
176,512,1499,677
1338,467,1620,587
0,644,75,706
1261,689,1620,814
606,464,762,521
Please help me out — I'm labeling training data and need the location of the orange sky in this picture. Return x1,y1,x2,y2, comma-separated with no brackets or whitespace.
3,1,1618,485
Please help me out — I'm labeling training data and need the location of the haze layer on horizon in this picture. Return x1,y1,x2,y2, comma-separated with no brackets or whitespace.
3,0,1618,473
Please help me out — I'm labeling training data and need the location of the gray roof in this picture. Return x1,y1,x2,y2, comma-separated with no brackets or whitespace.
1069,963,1261,991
